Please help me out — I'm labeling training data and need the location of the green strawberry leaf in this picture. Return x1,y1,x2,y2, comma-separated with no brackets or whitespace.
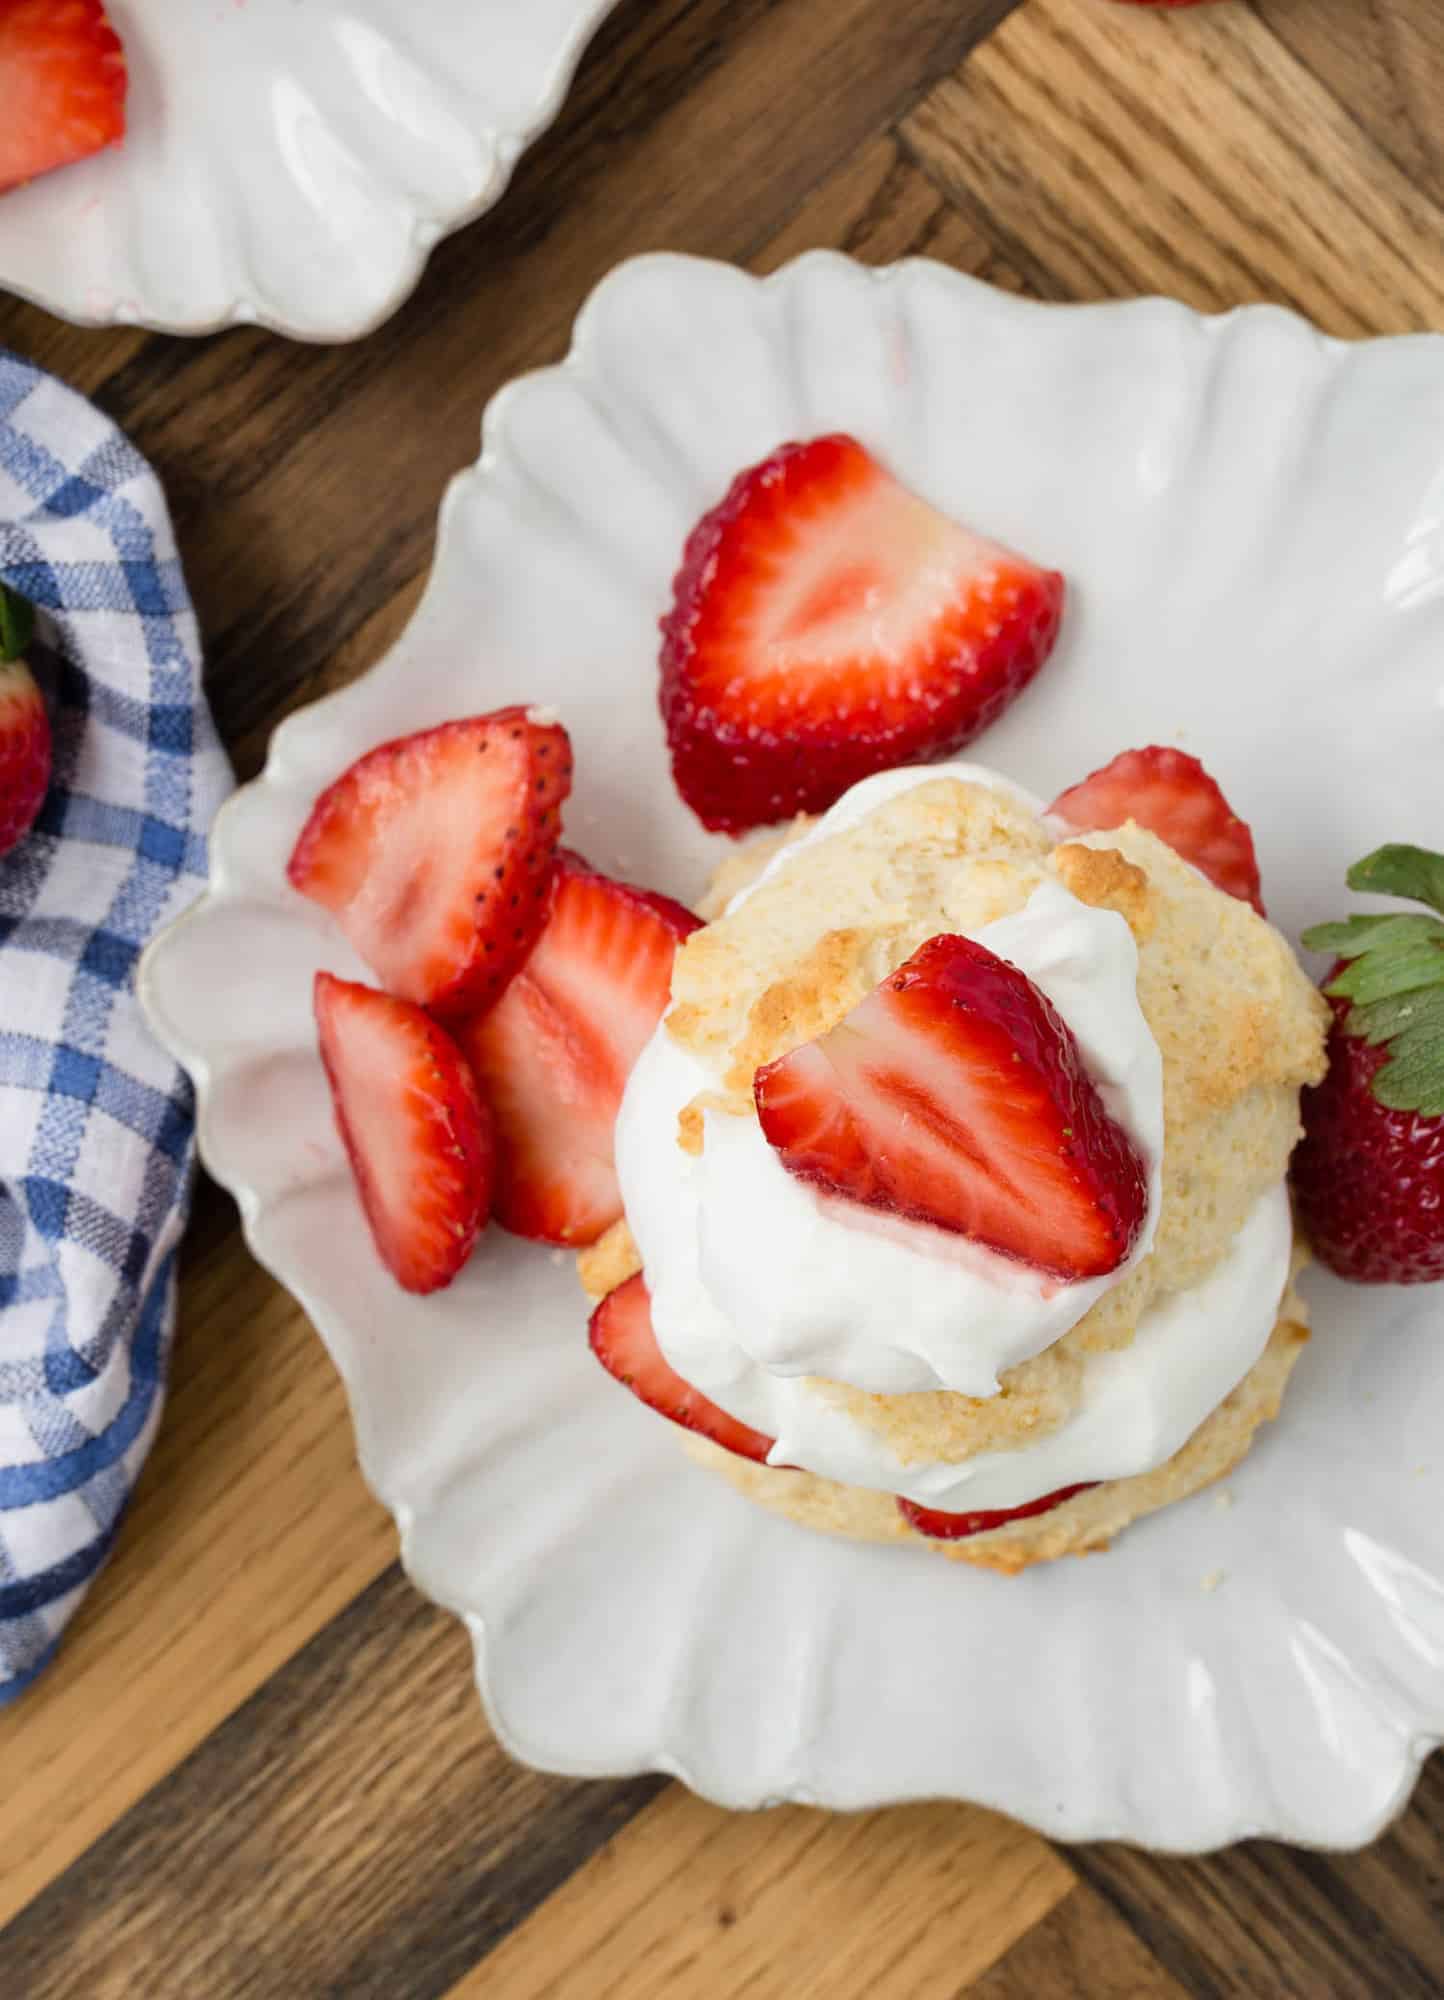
1326,930,1444,1006
1316,845,1444,1118
1350,985,1444,1050
1348,843,1444,919
0,582,33,663
1305,913,1440,958
1296,916,1424,956
1372,1034,1444,1118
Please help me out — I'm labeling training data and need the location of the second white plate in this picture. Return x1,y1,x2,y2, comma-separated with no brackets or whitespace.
0,0,617,341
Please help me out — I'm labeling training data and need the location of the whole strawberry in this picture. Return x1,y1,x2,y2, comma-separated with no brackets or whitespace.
0,583,51,859
1291,845,1444,1285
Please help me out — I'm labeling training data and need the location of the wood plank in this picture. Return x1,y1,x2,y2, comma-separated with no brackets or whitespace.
1075,1752,1444,2000
1253,0,1444,204
757,130,1029,289
963,1882,1188,2000
903,0,1444,333
452,1787,1073,2000
0,1566,664,2000
0,7,1025,1931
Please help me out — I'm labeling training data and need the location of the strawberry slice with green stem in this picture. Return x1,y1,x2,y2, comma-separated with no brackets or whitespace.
1291,843,1444,1285
754,932,1149,1281
1050,745,1264,914
661,434,1065,833
0,0,127,195
288,708,572,1017
314,973,494,1295
457,851,700,1247
589,1273,777,1464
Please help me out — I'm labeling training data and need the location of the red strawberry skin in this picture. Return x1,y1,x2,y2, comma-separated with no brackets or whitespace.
0,656,51,858
457,851,699,1246
1291,988,1444,1285
314,972,493,1295
589,1273,776,1464
1050,745,1264,914
754,933,1148,1281
0,0,127,194
660,435,1065,833
288,708,572,1018
898,1482,1097,1542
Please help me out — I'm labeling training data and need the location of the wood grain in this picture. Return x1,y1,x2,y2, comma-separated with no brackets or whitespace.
966,1882,1190,2000
0,1566,663,2000
1075,1757,1444,2000
2,0,1444,1995
905,0,1444,332
1254,0,1444,201
455,1790,1072,2000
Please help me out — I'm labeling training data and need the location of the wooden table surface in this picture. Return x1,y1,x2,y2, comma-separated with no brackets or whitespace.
2,2,1443,1993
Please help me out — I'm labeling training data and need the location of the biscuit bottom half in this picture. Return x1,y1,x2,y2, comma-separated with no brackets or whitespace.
680,1272,1310,1574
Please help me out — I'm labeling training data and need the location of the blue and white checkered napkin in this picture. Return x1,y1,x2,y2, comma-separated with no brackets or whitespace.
0,351,231,1702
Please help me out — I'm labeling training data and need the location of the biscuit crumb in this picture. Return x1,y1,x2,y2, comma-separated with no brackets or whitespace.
1213,1490,1234,1512
1201,1568,1225,1594
1052,841,1155,939
677,1103,704,1156
576,1220,642,1300
723,929,868,1090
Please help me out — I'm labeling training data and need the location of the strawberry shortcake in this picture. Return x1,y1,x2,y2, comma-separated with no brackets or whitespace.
581,760,1329,1569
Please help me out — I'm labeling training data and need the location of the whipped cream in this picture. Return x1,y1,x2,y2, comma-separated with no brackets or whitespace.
613,760,1285,1513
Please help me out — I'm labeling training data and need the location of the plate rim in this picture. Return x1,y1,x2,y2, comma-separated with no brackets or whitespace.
141,250,1444,1849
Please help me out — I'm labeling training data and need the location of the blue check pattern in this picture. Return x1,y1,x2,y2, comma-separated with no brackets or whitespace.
0,352,230,1702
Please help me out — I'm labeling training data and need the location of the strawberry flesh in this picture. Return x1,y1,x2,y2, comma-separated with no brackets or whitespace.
0,0,127,194
898,1482,1097,1541
1292,987,1444,1285
457,851,700,1246
589,1273,776,1464
0,655,51,859
314,972,494,1294
1050,745,1263,914
288,708,572,1017
754,933,1148,1280
660,434,1065,833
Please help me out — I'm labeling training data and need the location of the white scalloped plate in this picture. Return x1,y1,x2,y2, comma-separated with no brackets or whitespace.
142,254,1444,1850
0,0,616,341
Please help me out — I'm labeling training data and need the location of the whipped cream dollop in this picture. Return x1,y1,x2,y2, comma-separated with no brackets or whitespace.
614,761,1288,1512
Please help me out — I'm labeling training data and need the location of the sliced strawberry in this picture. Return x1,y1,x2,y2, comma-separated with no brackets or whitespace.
288,708,572,1016
660,434,1065,833
456,851,700,1246
1050,746,1263,914
314,972,493,1294
754,933,1148,1280
589,1273,776,1464
898,1482,1097,1542
0,0,127,194
0,585,50,859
